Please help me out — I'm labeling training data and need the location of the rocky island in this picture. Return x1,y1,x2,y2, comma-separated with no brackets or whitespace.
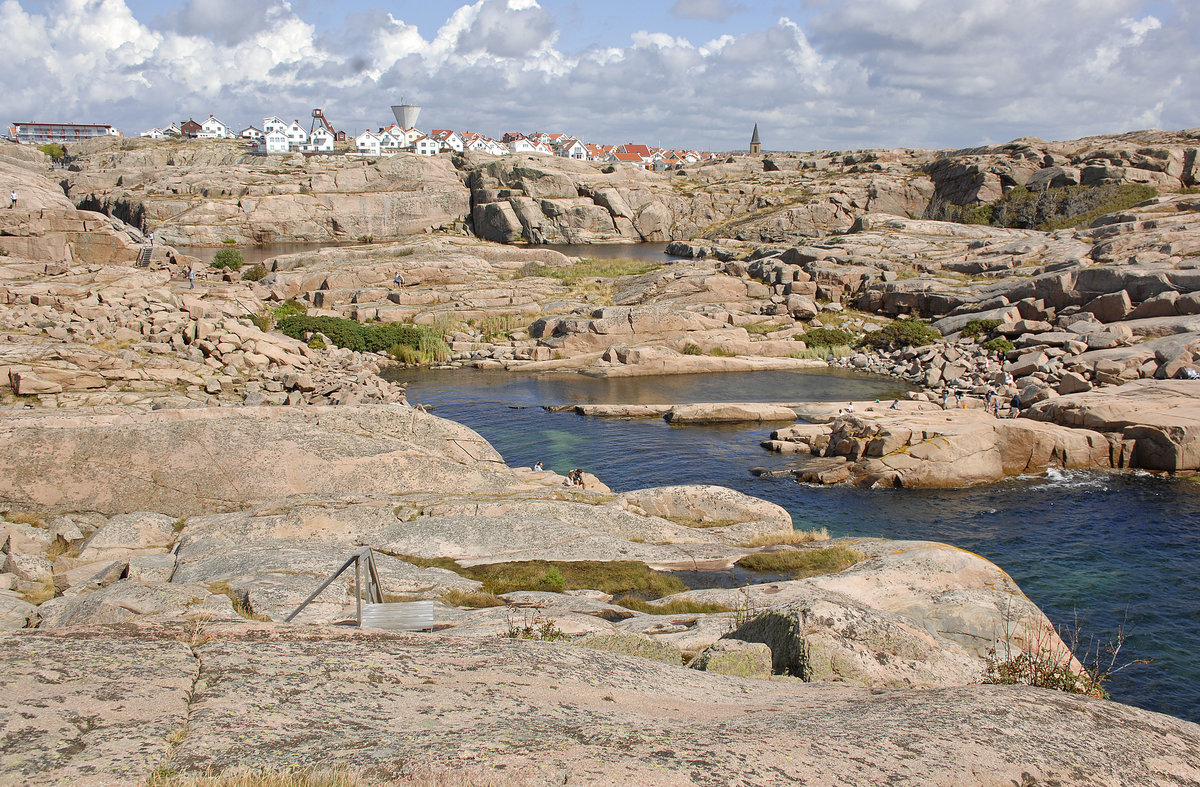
3,129,1200,784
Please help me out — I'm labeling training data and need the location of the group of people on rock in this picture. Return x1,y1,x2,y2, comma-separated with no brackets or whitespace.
533,461,587,489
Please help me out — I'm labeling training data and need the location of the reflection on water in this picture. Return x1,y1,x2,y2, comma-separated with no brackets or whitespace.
537,242,678,261
401,367,1200,724
172,242,369,265
172,241,678,266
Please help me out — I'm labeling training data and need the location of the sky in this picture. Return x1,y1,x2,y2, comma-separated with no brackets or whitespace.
4,0,1198,152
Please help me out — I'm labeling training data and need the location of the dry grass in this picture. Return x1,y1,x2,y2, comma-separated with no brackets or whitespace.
19,577,56,606
614,597,732,615
441,589,505,608
4,510,45,528
740,527,830,547
45,534,73,560
206,581,271,622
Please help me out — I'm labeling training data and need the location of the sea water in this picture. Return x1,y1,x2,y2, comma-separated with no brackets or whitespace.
394,367,1200,723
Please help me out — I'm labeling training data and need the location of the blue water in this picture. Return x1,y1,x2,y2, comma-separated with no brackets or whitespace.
395,367,1200,723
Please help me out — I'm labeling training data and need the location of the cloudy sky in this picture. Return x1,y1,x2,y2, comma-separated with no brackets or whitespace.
4,0,1197,151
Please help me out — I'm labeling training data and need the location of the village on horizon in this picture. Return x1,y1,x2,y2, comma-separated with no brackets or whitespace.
8,106,764,171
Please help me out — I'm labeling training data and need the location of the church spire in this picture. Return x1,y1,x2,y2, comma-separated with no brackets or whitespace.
749,122,761,154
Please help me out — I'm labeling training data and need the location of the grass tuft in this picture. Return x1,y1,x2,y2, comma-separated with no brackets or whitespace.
614,597,732,614
739,527,830,547
735,546,864,578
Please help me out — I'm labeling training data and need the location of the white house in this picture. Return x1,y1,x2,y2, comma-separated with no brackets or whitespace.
413,135,442,156
378,128,403,151
140,127,166,139
197,115,232,139
285,120,308,146
557,138,587,160
304,126,335,152
506,135,536,154
355,130,382,156
264,130,290,154
240,126,263,140
263,116,287,135
161,123,181,137
430,129,464,153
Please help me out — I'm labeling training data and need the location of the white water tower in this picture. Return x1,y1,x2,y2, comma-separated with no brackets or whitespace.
391,103,421,130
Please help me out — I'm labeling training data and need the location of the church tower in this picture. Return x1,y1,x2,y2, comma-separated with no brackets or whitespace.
749,122,761,155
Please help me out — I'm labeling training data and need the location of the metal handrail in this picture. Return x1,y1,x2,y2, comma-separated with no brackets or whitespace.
284,546,385,625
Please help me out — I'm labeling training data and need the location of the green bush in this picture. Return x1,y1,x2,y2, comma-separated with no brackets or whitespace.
241,263,267,282
982,336,1015,354
800,327,855,347
961,318,1002,339
859,318,941,350
272,299,307,319
37,143,66,162
277,314,449,364
211,247,244,270
682,343,702,355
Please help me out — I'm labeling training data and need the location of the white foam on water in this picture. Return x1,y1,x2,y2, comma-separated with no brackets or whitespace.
1032,468,1110,491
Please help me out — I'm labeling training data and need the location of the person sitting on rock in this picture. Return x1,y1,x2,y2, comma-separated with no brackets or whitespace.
533,461,544,471
393,272,404,288
890,399,899,410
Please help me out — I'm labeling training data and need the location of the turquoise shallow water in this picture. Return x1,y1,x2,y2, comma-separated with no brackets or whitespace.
395,367,1200,724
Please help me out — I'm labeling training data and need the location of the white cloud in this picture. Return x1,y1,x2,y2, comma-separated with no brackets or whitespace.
669,0,743,23
2,0,1197,151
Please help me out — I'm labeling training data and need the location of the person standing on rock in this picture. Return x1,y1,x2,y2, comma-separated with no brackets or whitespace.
9,190,15,209
187,267,195,289
393,272,404,288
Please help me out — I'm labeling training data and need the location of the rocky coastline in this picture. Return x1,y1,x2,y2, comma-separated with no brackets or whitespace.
3,130,1200,783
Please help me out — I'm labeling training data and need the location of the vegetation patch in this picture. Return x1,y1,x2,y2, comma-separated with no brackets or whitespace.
210,247,244,271
961,318,1002,339
982,336,1015,354
740,527,830,547
276,315,450,364
800,327,855,347
37,143,67,162
441,589,505,608
394,555,689,599
743,322,782,336
859,318,940,350
241,263,268,282
3,510,46,528
513,257,661,283
614,597,732,614
735,546,864,579
504,612,570,641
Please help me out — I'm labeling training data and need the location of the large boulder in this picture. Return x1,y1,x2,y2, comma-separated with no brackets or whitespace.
619,485,792,530
0,405,511,517
1026,379,1200,471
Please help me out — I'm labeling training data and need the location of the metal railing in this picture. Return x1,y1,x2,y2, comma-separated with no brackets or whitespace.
284,547,433,631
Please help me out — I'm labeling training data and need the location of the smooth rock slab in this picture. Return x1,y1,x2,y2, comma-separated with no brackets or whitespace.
4,624,1200,785
0,628,196,786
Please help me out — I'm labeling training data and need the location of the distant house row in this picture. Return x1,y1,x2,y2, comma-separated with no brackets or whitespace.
355,127,713,169
137,113,718,167
140,114,346,154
